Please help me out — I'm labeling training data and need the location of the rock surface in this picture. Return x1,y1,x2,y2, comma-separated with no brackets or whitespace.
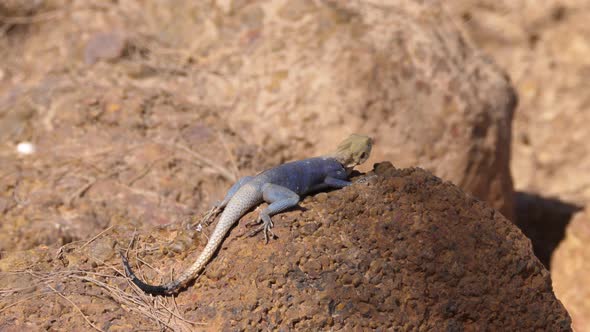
448,0,590,204
2,0,583,329
446,1,590,328
0,164,571,330
552,208,590,332
190,0,517,219
0,0,515,222
0,84,256,252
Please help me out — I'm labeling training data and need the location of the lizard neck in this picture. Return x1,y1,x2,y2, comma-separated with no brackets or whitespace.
323,151,355,171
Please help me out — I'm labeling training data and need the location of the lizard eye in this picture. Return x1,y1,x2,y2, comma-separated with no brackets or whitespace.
359,152,367,160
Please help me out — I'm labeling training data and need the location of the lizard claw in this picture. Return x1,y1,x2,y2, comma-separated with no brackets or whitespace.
354,174,378,184
244,217,261,228
248,214,276,243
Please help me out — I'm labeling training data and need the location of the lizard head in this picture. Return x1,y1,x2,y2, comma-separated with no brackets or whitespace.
332,134,373,169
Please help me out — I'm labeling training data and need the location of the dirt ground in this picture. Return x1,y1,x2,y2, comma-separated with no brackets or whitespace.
0,0,588,330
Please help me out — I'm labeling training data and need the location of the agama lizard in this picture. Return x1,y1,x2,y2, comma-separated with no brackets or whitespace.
121,134,373,295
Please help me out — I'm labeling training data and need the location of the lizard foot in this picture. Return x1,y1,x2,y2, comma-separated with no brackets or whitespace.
354,174,378,184
248,214,277,243
192,202,223,229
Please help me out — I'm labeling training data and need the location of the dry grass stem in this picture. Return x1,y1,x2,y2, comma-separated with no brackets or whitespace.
47,284,104,332
79,225,115,250
156,139,236,182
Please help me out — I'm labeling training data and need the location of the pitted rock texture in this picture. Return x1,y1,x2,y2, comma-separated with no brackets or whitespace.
0,163,570,331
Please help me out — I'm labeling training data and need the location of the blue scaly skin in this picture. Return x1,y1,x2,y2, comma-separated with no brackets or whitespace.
121,134,373,295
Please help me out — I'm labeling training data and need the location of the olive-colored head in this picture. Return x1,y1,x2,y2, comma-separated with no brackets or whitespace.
331,134,373,169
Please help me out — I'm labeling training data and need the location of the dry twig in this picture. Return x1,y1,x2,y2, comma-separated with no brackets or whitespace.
0,293,43,314
155,139,236,182
47,284,104,332
79,225,115,250
127,158,163,186
217,131,240,177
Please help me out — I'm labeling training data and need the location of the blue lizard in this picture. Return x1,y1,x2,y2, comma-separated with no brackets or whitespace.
121,134,373,295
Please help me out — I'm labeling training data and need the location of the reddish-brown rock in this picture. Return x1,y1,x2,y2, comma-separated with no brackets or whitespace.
0,164,570,330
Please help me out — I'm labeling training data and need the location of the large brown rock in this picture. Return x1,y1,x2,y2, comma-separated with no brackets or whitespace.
0,164,570,330
445,3,590,330
552,208,590,332
183,0,517,219
448,0,590,208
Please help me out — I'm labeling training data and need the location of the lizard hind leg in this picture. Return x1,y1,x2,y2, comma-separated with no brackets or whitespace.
202,176,255,227
249,183,300,243
217,176,255,209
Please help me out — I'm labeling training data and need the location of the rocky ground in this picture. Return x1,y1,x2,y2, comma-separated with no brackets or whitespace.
0,0,587,330
0,164,571,331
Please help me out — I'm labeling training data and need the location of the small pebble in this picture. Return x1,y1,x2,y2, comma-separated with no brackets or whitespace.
16,142,35,155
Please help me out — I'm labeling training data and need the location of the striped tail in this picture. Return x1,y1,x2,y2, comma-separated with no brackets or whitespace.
121,184,262,295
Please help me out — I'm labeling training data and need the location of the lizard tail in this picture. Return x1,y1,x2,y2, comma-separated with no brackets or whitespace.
120,251,180,295
120,185,262,295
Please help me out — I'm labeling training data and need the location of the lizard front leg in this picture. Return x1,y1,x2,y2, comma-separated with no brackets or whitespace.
324,176,352,188
249,183,300,243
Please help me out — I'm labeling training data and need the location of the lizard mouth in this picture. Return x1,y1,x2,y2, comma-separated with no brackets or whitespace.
345,166,355,175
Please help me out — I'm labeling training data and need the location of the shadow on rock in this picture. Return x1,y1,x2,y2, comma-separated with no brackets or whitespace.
515,191,582,268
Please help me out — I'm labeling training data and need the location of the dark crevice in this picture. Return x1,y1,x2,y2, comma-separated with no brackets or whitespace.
515,191,582,269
